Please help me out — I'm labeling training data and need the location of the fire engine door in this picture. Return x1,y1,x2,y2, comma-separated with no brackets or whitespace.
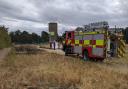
74,35,82,54
66,32,74,45
92,34,104,57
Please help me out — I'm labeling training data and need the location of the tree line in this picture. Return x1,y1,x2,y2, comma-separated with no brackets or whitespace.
0,25,56,48
1,25,128,48
9,30,49,44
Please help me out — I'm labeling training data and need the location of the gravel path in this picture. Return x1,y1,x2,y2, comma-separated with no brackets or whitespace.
0,48,11,60
40,48,65,55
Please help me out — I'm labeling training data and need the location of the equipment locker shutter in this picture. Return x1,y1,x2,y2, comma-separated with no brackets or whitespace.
92,34,105,57
92,48,104,56
83,35,93,45
74,36,82,54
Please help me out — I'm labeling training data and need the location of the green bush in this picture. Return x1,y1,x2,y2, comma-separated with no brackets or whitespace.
0,26,11,49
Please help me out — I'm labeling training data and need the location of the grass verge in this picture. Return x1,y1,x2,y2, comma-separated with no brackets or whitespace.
0,51,128,89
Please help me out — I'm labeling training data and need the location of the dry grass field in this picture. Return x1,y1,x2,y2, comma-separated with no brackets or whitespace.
0,49,128,89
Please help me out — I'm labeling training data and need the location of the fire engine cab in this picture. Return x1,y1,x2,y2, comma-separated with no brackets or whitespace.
63,29,108,61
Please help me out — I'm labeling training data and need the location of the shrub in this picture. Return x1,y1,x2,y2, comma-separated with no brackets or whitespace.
0,26,11,49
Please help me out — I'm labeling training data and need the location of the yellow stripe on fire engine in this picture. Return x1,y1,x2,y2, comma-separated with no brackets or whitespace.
75,40,79,44
96,40,104,46
79,32,83,35
79,44,82,46
84,40,90,45
84,32,96,35
93,45,96,48
68,40,71,44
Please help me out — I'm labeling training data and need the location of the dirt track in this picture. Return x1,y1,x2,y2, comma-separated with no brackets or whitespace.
40,48,65,55
0,48,11,60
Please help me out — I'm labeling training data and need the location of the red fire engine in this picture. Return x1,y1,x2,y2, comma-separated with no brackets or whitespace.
63,29,108,61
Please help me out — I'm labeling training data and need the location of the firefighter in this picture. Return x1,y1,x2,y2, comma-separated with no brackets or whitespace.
53,40,56,50
50,42,52,49
110,40,115,57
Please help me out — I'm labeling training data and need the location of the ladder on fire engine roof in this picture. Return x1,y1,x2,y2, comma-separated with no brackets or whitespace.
75,30,107,35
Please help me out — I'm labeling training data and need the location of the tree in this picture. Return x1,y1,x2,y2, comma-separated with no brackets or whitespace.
41,31,49,43
62,32,66,39
20,31,32,44
13,30,22,43
76,27,84,31
0,26,11,48
31,33,41,43
9,32,15,42
124,27,128,44
9,30,43,44
9,30,51,44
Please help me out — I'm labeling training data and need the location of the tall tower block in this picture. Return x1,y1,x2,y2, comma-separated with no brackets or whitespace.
49,22,58,42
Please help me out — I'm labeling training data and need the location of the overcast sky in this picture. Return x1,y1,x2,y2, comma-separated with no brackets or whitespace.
0,0,128,35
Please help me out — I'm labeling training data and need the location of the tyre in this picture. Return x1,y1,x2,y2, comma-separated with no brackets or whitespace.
83,50,89,61
98,58,104,62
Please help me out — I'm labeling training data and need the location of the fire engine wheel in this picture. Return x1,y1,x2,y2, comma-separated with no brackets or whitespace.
94,58,104,62
98,58,104,62
83,51,89,61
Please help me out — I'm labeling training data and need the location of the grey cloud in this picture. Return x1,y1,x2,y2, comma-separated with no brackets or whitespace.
0,0,41,23
0,0,128,35
30,0,128,26
0,1,22,20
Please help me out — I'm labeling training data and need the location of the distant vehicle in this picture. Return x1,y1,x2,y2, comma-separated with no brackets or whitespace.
62,29,108,61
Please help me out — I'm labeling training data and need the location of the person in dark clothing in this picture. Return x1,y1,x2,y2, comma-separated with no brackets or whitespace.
110,42,115,57
53,41,55,50
50,42,52,49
